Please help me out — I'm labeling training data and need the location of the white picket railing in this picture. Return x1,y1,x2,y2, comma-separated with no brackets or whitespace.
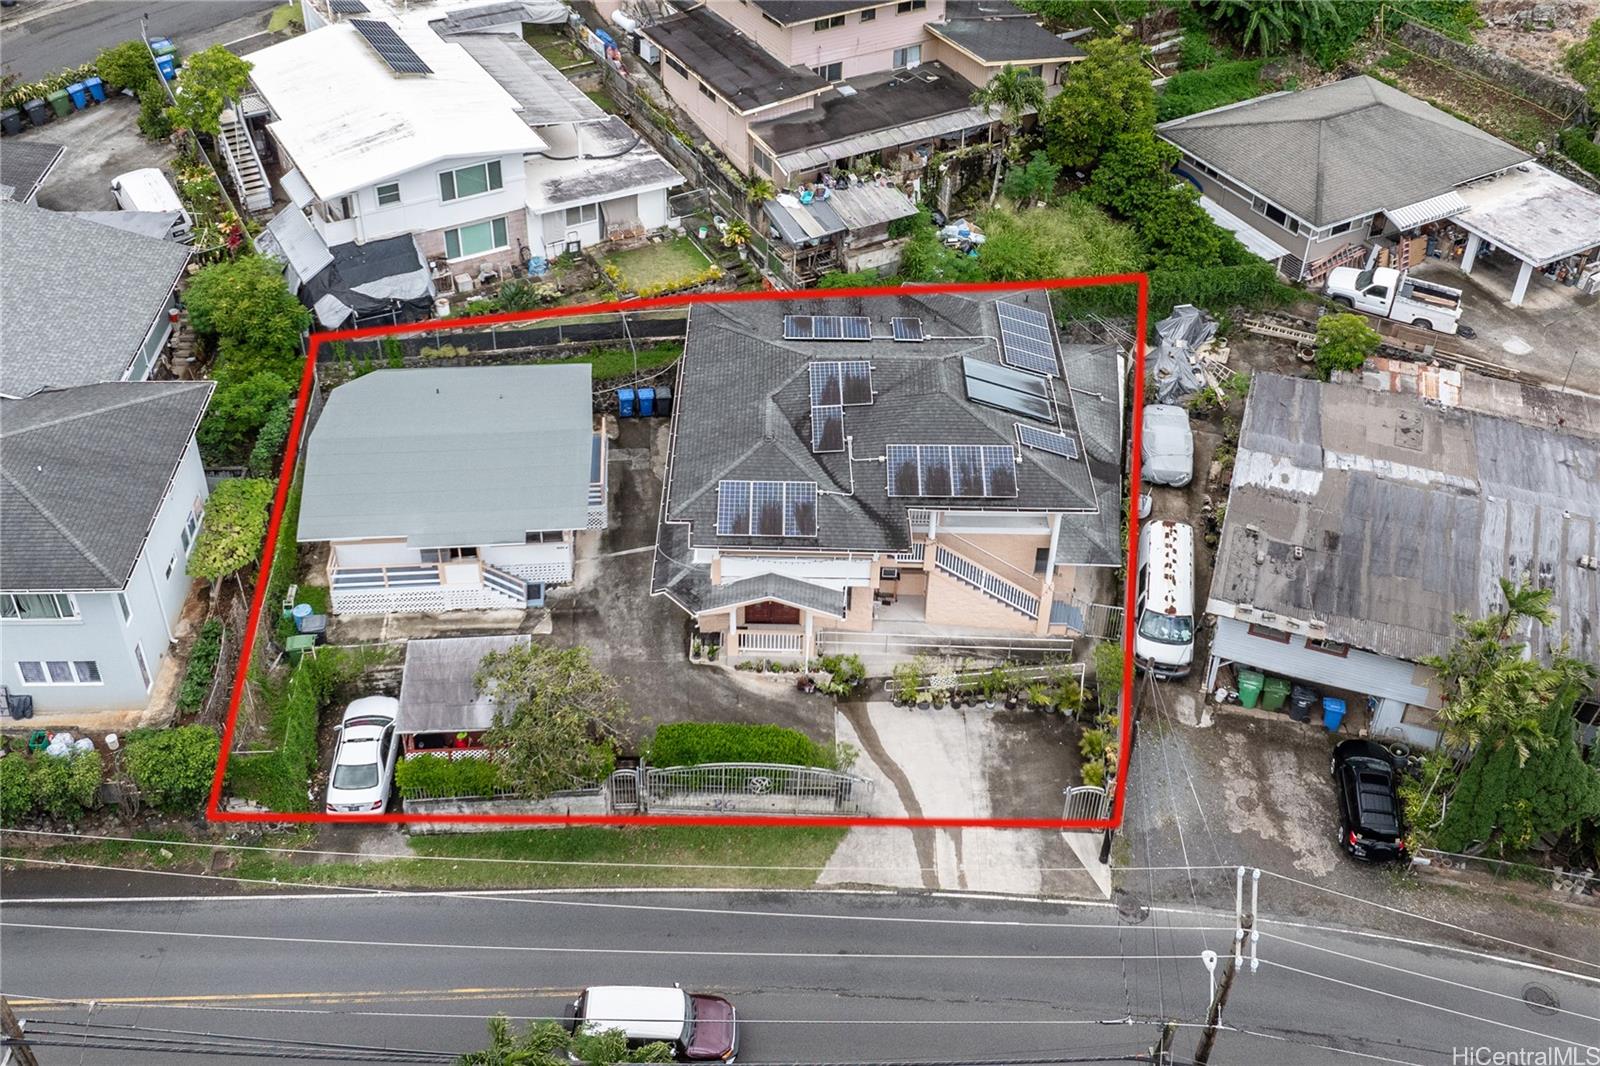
933,545,1039,619
735,629,806,657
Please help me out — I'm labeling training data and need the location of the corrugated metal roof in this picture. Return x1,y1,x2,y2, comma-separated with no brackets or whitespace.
1211,617,1437,707
397,634,528,734
1384,189,1467,230
773,105,994,175
259,206,334,285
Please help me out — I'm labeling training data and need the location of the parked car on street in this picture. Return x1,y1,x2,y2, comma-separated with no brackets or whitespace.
567,985,737,1061
324,696,400,814
1331,739,1409,863
1141,404,1193,488
1132,520,1195,679
1324,266,1462,334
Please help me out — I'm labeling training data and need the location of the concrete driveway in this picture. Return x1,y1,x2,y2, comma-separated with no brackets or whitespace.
11,96,177,212
551,417,833,750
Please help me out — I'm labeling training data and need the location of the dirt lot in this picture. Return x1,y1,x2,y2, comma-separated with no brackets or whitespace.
1474,0,1598,82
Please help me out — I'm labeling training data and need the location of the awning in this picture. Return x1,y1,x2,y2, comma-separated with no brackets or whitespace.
1210,616,1438,708
1198,195,1289,262
773,105,994,176
280,167,315,209
258,206,333,288
1384,189,1467,230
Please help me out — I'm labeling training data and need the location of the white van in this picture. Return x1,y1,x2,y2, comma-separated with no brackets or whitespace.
110,167,193,242
1133,519,1195,679
567,985,737,1061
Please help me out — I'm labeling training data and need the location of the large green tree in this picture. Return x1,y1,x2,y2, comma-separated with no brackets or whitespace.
1041,32,1155,169
478,644,628,798
1084,130,1233,268
971,64,1047,205
188,477,275,592
185,254,311,382
197,371,294,465
166,45,253,136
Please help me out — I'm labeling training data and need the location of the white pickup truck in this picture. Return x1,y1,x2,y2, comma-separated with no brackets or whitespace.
1324,266,1463,335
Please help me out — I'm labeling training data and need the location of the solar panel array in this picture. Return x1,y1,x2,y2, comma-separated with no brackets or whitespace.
808,361,872,453
1016,423,1080,460
891,317,925,342
811,404,845,453
351,19,434,75
784,314,871,341
885,444,1017,499
996,301,1058,377
330,0,369,12
962,357,1054,423
717,481,819,537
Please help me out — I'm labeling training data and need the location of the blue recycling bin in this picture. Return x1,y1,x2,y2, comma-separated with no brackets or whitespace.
156,54,177,81
1322,696,1348,732
618,387,636,418
67,83,88,109
638,387,655,417
84,76,106,102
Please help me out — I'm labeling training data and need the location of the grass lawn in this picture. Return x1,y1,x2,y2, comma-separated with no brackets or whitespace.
522,23,590,70
603,237,713,293
584,88,620,114
547,341,682,381
232,825,848,890
267,2,303,32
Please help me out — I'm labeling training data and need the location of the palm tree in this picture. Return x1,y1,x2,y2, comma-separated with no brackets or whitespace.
971,64,1046,206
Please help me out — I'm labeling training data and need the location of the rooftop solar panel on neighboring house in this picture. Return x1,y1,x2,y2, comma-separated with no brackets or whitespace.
351,19,434,75
891,317,925,342
787,315,872,342
784,482,818,537
784,314,814,340
997,300,1059,376
811,362,843,406
885,444,1018,498
716,480,753,536
886,444,920,497
811,404,845,453
751,481,785,536
1016,423,1081,459
962,357,1055,422
716,480,818,536
330,0,369,12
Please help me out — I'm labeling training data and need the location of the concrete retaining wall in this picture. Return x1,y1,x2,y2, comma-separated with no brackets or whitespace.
1393,21,1590,126
402,791,610,833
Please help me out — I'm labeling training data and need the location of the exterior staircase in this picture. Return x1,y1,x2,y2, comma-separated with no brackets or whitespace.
218,105,273,214
933,544,1039,619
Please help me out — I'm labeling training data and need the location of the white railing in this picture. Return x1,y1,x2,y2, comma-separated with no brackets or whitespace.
933,545,1039,618
736,629,806,656
892,542,926,563
482,562,529,606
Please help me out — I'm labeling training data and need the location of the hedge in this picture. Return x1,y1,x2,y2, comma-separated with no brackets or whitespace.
246,397,295,478
124,726,222,812
178,619,225,712
4,751,102,822
1560,128,1600,182
395,755,506,798
262,466,304,635
647,723,839,770
1054,258,1293,320
0,756,34,825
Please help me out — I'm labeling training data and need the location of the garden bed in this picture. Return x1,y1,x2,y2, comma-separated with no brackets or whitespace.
602,236,719,296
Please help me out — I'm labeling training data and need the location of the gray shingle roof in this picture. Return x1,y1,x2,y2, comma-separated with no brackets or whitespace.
660,292,1118,555
397,634,529,734
0,201,192,398
642,6,828,112
297,366,594,547
749,0,873,23
927,13,1084,63
0,140,64,203
1210,374,1600,669
1157,76,1531,227
1,381,213,592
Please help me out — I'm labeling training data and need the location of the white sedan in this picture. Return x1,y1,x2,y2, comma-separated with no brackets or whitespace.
325,696,401,814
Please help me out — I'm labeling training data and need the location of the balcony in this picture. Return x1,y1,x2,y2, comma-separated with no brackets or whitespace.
329,561,531,615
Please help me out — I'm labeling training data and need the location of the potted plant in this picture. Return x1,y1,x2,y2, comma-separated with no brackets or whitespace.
1026,682,1054,714
722,217,752,258
892,659,925,708
797,674,817,694
980,667,1006,709
706,642,719,662
931,688,949,710
916,689,932,711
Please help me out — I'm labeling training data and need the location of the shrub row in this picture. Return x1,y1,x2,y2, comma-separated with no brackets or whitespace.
1560,128,1600,182
1054,258,1292,320
1,750,102,823
124,726,222,812
0,726,223,826
395,755,506,798
178,619,225,712
646,722,840,770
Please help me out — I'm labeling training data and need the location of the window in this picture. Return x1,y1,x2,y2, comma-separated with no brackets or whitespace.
697,80,716,101
185,502,204,545
117,592,131,623
892,44,921,68
324,194,355,221
376,182,401,206
565,203,599,227
438,160,503,202
664,53,687,78
0,593,77,621
860,6,875,19
897,0,926,11
46,661,73,683
525,530,563,544
443,216,509,260
1034,547,1050,574
16,659,104,686
813,14,844,29
420,547,479,562
1247,623,1292,644
1305,638,1349,657
165,554,176,580
1028,64,1044,78
134,643,151,690
17,661,45,684
181,526,191,551
1329,219,1354,236
73,661,101,683
813,61,842,81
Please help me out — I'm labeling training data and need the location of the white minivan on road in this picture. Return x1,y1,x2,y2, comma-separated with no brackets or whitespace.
1132,520,1195,679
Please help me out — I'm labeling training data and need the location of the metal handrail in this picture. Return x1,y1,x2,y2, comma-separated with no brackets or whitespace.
933,544,1040,618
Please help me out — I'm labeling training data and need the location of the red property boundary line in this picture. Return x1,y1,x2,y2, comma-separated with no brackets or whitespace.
205,275,1149,830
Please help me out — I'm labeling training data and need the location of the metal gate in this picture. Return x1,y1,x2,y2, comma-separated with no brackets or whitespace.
605,768,640,813
605,763,874,816
1063,785,1111,823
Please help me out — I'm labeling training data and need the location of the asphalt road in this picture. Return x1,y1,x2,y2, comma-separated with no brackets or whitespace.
2,884,1597,1065
0,0,278,83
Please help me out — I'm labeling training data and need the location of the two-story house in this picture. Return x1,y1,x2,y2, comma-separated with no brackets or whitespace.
1,382,213,719
0,201,192,399
247,16,682,316
652,291,1124,663
297,365,607,616
641,0,1081,186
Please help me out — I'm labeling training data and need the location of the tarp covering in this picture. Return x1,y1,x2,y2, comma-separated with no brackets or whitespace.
1149,304,1215,404
299,233,434,330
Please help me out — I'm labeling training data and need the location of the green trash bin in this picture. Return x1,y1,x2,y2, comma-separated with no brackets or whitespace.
46,89,73,118
1237,669,1265,709
1261,676,1292,712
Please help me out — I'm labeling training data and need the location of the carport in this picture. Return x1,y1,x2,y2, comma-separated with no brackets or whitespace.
395,634,527,756
1453,163,1600,307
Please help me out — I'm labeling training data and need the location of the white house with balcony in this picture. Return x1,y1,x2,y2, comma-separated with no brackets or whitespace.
298,365,606,617
246,16,681,298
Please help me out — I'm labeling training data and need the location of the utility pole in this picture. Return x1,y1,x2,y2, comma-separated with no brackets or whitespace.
1148,1019,1178,1065
1,996,41,1066
1194,866,1259,1065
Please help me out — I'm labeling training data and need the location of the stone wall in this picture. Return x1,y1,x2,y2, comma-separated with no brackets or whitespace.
402,790,610,833
1394,21,1590,126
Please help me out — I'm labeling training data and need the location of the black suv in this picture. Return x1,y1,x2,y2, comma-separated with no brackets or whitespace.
1330,740,1409,863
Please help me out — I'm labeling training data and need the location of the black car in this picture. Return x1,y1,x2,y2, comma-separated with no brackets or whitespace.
1330,739,1409,863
